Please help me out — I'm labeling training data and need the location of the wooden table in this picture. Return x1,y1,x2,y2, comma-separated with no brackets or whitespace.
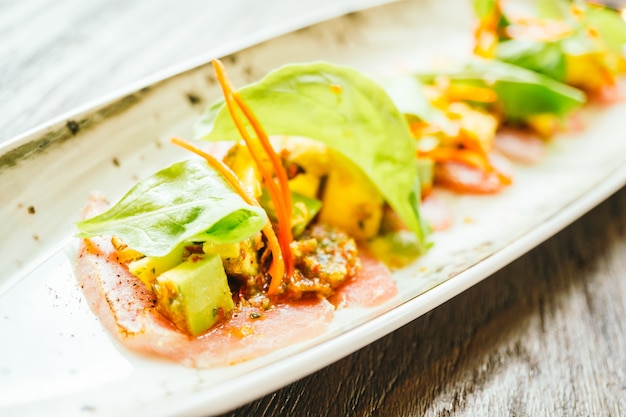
4,1,626,415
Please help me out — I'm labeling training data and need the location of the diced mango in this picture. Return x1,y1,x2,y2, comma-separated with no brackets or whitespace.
222,142,264,199
288,172,321,199
281,137,330,177
447,102,499,153
318,153,383,240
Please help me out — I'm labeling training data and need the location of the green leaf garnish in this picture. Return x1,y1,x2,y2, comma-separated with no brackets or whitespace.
496,39,567,81
76,159,267,257
194,61,430,252
417,59,586,121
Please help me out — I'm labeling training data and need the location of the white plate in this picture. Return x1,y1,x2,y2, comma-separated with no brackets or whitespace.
1,0,625,416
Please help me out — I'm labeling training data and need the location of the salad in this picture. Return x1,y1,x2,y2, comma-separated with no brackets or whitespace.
74,0,625,367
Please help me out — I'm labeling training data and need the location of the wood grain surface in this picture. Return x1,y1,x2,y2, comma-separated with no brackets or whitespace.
3,1,626,416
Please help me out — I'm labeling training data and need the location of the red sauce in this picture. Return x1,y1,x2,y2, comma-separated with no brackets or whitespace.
329,252,398,308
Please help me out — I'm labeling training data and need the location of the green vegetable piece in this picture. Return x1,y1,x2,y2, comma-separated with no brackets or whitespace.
153,254,234,336
194,61,429,253
367,230,426,269
128,243,186,288
417,59,586,122
496,39,567,82
76,159,267,257
203,237,261,277
259,190,322,238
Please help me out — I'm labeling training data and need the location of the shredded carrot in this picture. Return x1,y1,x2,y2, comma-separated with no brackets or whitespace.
170,137,285,291
506,18,573,42
230,93,293,239
418,147,511,185
211,59,294,294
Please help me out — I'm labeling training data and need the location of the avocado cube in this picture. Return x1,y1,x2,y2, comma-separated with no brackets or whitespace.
153,254,234,336
202,235,262,278
128,243,185,288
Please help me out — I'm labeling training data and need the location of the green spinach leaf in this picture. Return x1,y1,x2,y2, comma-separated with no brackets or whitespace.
194,62,430,251
496,39,567,81
417,59,586,122
76,159,267,256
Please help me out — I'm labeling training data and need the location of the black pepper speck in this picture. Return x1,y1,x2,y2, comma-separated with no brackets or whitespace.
66,120,80,135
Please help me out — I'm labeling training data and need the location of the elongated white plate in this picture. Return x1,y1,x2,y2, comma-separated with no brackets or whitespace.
1,1,625,416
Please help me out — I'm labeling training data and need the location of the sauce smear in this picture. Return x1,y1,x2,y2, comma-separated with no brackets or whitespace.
330,253,398,308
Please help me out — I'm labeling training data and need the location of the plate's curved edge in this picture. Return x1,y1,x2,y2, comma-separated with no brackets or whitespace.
175,166,626,417
3,0,626,415
0,0,396,167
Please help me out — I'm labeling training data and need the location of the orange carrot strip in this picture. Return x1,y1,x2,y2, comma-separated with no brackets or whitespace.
211,59,294,291
232,93,293,234
419,147,511,185
419,147,492,171
211,61,292,227
230,93,294,278
170,137,285,294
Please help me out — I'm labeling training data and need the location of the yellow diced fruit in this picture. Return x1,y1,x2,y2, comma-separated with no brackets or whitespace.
526,113,562,138
565,52,616,93
128,244,186,288
222,142,264,199
288,172,321,199
447,102,499,153
318,153,383,240
153,254,234,336
281,136,330,177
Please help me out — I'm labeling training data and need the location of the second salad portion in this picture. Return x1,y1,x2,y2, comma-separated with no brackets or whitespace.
74,0,625,366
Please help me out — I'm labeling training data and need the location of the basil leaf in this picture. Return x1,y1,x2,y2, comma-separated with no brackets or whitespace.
194,62,429,252
417,59,586,122
76,159,267,257
497,39,567,81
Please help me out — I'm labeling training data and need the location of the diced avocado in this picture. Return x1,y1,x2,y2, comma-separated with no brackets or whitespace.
153,254,234,336
318,152,383,240
367,230,424,269
202,234,262,277
291,194,323,237
128,243,186,288
259,189,322,238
